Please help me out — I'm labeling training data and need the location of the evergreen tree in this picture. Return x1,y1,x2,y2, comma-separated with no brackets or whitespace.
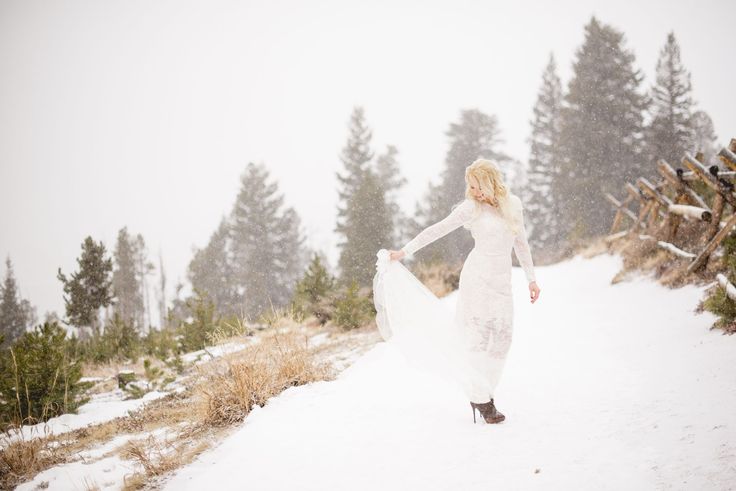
112,227,143,330
271,206,308,306
230,162,306,319
335,106,374,206
57,237,114,336
292,252,336,324
0,321,86,425
689,110,720,164
332,279,375,331
134,233,155,331
188,217,241,318
334,107,393,287
375,145,409,246
340,167,393,286
156,250,167,329
525,53,564,253
178,289,219,352
556,16,648,239
335,106,374,284
644,32,695,167
0,257,36,347
414,108,515,264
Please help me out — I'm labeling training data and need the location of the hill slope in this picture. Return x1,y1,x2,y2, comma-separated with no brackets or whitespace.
164,253,736,490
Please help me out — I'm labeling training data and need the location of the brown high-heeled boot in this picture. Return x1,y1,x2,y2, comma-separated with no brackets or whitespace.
470,398,505,424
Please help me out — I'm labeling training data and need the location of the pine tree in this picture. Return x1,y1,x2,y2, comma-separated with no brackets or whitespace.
178,289,219,352
644,32,695,167
375,145,409,246
57,237,114,336
292,252,336,324
689,110,720,165
556,16,648,240
335,106,374,206
156,250,167,329
112,227,143,330
0,257,35,347
0,321,86,424
341,167,393,286
525,53,564,253
270,207,308,306
334,107,393,287
335,106,374,283
414,108,515,264
189,217,241,318
134,234,154,332
230,162,306,320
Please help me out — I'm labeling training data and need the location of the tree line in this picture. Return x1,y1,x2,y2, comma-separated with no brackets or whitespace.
524,19,719,258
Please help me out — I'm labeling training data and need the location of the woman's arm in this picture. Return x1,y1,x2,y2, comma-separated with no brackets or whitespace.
511,196,536,283
401,199,476,259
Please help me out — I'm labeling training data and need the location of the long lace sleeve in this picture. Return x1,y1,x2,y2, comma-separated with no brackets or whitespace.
512,196,536,283
401,199,476,258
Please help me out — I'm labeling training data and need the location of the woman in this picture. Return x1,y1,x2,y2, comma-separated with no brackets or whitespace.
382,159,540,424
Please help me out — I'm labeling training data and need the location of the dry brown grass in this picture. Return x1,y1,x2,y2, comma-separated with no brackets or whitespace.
5,311,347,490
120,434,180,477
0,431,65,489
194,328,334,427
121,472,147,491
120,439,210,491
606,227,722,289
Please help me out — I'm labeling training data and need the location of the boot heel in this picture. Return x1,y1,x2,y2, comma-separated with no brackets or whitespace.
470,402,477,423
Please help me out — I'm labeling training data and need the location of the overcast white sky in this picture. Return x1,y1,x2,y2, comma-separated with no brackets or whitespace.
1,0,733,320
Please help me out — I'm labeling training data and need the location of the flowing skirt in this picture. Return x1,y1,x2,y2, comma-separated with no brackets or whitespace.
372,249,514,403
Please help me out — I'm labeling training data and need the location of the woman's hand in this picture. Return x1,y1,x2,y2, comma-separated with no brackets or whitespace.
529,281,540,303
388,249,406,261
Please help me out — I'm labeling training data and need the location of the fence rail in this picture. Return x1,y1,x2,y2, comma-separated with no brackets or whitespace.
607,138,736,279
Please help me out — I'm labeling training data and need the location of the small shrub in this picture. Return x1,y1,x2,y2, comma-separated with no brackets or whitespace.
177,290,219,353
142,326,178,362
291,254,336,324
332,280,375,331
699,234,736,333
0,322,89,426
72,314,141,365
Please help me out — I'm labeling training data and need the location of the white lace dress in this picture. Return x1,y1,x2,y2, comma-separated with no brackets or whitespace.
397,194,536,402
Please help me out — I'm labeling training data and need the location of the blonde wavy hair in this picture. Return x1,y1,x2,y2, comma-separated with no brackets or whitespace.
462,159,521,235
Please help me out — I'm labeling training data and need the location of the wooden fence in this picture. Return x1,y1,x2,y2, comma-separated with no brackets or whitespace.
606,138,736,283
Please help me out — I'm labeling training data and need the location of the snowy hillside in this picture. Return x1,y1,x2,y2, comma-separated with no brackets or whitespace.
162,252,736,490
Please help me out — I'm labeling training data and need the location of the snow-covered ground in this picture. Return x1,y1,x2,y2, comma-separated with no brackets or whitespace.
16,427,174,491
5,389,172,445
11,326,373,490
163,252,736,490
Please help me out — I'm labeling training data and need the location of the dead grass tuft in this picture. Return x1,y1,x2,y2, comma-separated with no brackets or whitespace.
194,329,334,427
121,435,180,477
0,431,65,489
121,472,147,491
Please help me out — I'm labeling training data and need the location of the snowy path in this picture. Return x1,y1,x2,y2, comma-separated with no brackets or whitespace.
164,253,736,490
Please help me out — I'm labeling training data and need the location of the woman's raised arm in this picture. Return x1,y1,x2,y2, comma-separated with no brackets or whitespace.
400,199,476,259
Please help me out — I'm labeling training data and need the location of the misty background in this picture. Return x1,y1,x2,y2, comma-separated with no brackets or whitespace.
1,0,734,326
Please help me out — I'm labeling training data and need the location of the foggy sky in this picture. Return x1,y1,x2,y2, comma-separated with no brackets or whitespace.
1,0,733,320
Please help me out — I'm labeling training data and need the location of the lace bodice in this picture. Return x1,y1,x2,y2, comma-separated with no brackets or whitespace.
400,195,536,283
